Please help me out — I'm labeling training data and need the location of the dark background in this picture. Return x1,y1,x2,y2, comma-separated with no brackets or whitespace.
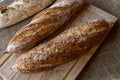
77,0,120,80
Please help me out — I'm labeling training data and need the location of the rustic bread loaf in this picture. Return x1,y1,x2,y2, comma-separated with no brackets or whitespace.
12,20,109,73
0,0,56,28
6,0,85,54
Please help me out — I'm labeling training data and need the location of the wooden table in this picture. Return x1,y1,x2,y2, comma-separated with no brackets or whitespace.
0,0,120,80
77,0,120,80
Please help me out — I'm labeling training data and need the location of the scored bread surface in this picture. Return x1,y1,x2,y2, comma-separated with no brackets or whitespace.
6,0,85,53
0,0,56,28
13,20,109,73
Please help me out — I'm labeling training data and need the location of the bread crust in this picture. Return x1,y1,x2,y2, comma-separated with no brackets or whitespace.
6,0,85,53
12,20,109,73
0,0,55,28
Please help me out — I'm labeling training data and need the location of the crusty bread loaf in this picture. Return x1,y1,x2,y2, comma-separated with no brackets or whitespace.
6,0,85,54
12,20,109,73
0,0,56,28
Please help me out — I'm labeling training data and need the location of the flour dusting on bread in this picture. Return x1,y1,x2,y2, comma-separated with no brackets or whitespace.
6,0,85,54
50,0,83,8
0,0,55,28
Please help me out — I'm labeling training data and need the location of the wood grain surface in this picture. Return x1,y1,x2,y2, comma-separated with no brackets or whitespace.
76,0,120,80
0,0,120,80
0,2,118,80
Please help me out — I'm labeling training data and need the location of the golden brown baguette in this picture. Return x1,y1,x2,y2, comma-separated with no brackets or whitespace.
6,0,85,54
12,20,109,73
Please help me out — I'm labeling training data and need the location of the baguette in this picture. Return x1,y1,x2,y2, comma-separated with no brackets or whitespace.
6,0,85,54
12,20,109,73
0,0,56,28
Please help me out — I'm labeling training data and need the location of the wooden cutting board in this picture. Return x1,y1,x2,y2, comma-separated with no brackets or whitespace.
0,3,118,80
